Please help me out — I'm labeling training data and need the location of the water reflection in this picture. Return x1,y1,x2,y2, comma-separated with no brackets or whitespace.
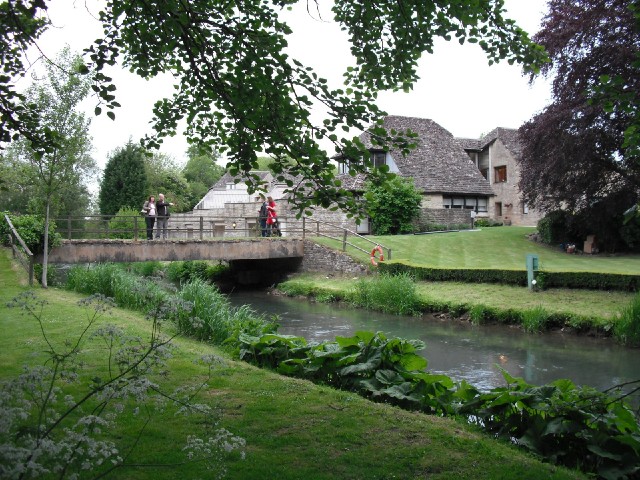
228,291,639,398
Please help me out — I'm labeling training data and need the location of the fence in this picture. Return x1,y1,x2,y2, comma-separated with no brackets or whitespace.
3,214,34,286
53,214,391,262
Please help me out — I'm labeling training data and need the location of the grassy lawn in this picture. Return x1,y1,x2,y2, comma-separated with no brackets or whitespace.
316,226,640,273
283,273,632,325
0,248,586,480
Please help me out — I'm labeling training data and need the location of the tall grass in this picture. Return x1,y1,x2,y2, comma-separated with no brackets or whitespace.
521,305,550,333
614,292,640,346
350,273,421,315
66,265,275,347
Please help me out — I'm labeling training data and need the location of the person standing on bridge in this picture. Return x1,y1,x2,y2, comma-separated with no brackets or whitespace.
155,193,174,240
141,195,157,240
266,196,280,237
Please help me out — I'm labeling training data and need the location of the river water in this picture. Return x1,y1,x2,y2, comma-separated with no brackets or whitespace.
228,291,640,399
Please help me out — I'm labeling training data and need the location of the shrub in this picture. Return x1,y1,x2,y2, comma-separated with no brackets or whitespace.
107,207,144,239
379,262,640,292
0,212,61,254
537,210,576,245
614,292,640,346
474,218,503,227
166,260,228,284
129,261,163,277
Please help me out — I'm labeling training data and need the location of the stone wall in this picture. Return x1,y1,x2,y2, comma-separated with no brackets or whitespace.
299,240,369,276
415,208,472,229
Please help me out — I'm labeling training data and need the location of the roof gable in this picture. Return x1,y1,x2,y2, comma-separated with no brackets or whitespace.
352,116,493,196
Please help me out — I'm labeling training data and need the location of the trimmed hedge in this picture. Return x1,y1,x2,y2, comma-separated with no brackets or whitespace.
379,262,640,292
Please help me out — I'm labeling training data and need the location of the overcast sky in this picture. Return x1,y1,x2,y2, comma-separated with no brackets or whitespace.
30,0,551,170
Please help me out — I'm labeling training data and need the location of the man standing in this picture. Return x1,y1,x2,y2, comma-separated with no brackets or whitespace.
258,197,268,237
155,193,174,240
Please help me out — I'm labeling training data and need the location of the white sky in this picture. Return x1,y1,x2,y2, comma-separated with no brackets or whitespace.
29,0,551,171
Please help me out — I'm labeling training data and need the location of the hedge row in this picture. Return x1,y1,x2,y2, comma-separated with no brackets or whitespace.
379,262,640,292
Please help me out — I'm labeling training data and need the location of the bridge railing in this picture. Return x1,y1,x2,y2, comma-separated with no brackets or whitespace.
3,214,35,286
53,214,390,261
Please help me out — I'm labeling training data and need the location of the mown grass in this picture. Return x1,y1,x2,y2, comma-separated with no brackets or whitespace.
0,249,587,479
315,226,640,273
278,273,635,333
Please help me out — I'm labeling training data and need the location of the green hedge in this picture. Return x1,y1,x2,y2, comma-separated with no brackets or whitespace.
380,262,640,292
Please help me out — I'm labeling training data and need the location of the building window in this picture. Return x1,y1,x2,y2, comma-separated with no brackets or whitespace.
372,152,386,168
226,182,236,190
494,166,507,183
480,168,488,180
495,202,503,216
443,196,488,212
522,203,529,214
338,160,350,175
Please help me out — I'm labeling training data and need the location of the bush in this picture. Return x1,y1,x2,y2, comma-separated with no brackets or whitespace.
614,292,640,346
107,207,144,239
474,218,503,227
166,261,229,284
379,262,640,292
0,212,61,254
537,210,576,245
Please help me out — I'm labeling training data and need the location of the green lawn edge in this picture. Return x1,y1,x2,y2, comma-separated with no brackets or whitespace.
0,248,586,480
276,273,634,334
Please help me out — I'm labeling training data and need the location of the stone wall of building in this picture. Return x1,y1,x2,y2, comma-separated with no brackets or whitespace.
415,208,472,229
488,139,543,227
298,240,369,276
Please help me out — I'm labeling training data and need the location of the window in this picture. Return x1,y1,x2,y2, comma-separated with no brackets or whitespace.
443,196,488,212
495,202,503,216
522,203,529,214
226,182,236,190
480,168,488,180
372,152,386,168
494,166,507,183
338,160,350,175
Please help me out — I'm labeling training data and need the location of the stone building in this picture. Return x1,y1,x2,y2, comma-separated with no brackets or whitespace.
459,127,543,226
176,115,541,238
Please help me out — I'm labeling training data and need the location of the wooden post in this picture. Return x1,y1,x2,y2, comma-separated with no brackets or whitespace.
302,217,306,239
387,248,392,261
134,216,139,241
28,256,34,287
316,221,320,236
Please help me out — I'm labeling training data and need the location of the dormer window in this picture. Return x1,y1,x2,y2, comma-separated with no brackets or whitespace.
226,182,237,190
372,152,386,168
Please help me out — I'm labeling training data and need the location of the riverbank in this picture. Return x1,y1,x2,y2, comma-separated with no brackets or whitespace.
275,272,635,336
0,248,586,479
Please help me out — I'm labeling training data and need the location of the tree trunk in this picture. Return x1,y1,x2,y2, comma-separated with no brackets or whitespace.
42,201,50,288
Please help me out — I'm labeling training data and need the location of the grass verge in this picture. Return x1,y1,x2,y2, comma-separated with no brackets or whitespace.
0,249,587,479
277,273,634,333
314,226,640,273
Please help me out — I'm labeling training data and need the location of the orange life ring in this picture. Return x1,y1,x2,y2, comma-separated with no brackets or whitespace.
370,245,384,266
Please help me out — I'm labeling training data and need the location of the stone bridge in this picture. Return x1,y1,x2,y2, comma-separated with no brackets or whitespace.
40,238,304,264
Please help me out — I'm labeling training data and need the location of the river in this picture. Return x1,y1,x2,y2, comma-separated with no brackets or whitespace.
228,291,640,400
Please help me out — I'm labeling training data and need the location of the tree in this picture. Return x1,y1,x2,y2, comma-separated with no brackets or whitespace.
518,0,640,222
365,176,422,235
1,0,548,217
8,47,96,287
143,152,191,213
99,141,147,216
182,145,225,210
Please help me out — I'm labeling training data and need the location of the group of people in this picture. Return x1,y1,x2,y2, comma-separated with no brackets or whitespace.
141,194,175,240
259,196,280,237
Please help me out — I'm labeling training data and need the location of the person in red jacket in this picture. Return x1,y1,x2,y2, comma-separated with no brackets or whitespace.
266,196,280,236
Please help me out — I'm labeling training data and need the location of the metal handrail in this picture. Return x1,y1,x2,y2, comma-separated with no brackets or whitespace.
51,214,392,262
3,214,34,285
301,217,391,261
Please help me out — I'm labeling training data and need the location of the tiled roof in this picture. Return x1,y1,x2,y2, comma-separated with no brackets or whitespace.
477,127,523,159
338,115,494,196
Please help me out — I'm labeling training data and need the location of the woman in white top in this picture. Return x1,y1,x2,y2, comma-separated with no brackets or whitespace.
142,196,157,240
